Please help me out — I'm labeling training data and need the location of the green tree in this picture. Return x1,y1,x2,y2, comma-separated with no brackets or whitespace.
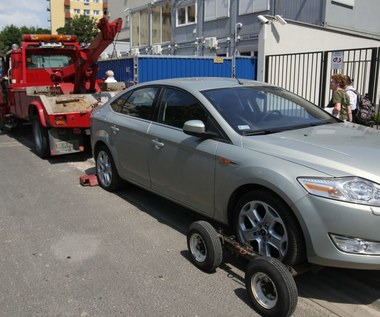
0,25,22,55
0,25,50,55
56,15,98,45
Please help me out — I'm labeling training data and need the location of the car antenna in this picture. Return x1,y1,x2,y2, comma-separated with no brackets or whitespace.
233,74,243,85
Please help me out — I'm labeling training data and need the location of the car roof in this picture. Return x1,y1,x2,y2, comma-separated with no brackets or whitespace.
138,77,271,91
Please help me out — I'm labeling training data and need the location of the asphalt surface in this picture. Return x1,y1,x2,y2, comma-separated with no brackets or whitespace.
1,126,380,317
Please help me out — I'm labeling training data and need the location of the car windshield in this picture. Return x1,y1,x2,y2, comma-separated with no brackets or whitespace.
202,86,339,135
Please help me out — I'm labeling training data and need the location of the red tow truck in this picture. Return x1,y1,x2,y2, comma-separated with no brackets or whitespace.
0,16,123,158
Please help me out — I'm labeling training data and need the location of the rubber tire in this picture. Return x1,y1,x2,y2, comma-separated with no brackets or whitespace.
83,134,92,154
187,221,223,272
0,117,4,132
245,257,298,317
233,189,306,266
95,145,122,192
31,114,50,158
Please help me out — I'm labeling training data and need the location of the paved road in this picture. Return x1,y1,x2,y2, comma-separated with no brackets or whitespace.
1,127,380,317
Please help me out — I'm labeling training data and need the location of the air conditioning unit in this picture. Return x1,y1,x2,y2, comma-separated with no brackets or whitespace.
204,37,218,49
152,44,162,55
130,48,140,56
100,52,109,60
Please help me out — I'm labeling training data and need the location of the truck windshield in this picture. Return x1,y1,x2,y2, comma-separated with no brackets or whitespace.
26,54,73,69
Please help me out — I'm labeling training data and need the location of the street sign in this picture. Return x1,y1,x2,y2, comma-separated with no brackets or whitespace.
332,51,344,69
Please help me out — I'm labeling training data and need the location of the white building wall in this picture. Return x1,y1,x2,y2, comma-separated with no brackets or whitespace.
257,20,380,104
257,20,380,80
324,0,380,39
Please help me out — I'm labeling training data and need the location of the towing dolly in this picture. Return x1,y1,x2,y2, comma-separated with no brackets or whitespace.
187,220,302,317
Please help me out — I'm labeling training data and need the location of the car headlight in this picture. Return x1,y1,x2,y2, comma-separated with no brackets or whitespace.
330,233,380,255
297,177,380,206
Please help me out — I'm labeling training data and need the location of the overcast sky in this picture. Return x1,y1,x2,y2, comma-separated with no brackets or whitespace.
0,0,50,30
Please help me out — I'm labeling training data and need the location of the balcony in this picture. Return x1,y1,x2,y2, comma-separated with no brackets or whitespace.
64,0,70,6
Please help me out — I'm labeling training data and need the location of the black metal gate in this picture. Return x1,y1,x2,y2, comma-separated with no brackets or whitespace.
265,47,380,108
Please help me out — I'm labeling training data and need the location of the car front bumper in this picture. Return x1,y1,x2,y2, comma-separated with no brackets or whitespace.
295,195,380,270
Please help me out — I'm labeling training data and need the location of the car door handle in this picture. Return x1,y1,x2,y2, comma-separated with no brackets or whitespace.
110,125,119,134
152,139,164,149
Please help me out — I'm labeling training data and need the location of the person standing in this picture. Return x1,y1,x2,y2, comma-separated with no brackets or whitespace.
104,70,117,83
344,75,358,122
328,74,352,122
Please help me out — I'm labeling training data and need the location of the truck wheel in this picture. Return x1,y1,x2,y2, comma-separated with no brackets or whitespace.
31,115,50,158
2,115,20,132
95,145,122,192
245,257,298,317
187,221,223,272
0,116,4,132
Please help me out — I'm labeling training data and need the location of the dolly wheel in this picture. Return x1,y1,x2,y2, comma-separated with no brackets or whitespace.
187,221,223,272
245,257,298,317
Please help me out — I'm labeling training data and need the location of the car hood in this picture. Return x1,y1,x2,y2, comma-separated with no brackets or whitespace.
243,123,380,179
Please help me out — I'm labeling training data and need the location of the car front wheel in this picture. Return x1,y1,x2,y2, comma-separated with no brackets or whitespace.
233,189,305,266
95,145,122,192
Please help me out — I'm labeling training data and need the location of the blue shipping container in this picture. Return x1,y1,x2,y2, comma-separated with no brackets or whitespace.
97,55,256,85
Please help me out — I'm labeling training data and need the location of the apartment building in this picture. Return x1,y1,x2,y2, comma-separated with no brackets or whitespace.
48,0,108,34
105,0,380,107
107,0,379,57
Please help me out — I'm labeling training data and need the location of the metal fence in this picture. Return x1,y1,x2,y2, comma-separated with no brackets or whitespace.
265,47,380,108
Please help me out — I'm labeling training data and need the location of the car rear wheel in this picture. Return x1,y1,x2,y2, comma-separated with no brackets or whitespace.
95,145,122,192
233,189,305,266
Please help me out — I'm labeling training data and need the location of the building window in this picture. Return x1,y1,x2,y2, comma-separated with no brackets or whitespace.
84,0,90,5
176,3,196,26
84,10,90,15
74,9,80,15
204,0,229,21
239,0,269,15
131,9,149,47
152,3,172,44
132,12,139,46
162,4,171,42
93,0,100,2
93,10,100,15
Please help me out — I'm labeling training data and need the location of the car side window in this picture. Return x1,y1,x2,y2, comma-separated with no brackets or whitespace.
158,88,208,129
110,87,158,120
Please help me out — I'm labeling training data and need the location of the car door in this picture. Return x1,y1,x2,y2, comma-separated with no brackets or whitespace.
148,87,220,216
107,86,159,188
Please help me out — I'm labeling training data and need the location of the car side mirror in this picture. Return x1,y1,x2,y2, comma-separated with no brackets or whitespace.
183,120,218,139
183,120,205,135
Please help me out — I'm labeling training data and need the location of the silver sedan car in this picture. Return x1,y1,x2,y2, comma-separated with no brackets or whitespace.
91,77,380,270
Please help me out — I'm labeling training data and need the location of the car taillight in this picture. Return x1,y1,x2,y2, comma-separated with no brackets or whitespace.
55,115,67,125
